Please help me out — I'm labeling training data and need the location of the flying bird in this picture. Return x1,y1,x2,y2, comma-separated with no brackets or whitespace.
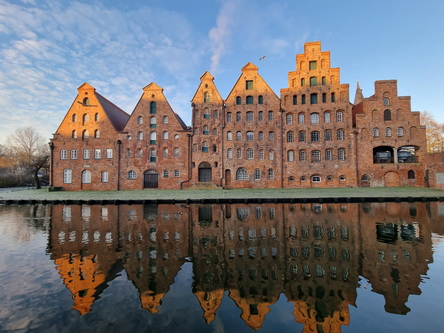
259,56,266,61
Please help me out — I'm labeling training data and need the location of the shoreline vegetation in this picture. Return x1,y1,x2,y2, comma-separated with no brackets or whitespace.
1,187,444,205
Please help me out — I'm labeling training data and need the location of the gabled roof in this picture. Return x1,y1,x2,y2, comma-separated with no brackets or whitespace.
95,92,130,132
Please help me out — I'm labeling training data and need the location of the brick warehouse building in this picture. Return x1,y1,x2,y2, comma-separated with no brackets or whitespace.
49,41,429,191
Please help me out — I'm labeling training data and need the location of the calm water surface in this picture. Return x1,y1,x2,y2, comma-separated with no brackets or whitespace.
0,202,443,332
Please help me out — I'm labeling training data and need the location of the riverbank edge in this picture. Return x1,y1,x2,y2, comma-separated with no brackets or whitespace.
1,187,444,205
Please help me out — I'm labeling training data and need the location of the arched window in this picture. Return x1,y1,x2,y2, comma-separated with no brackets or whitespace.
236,168,249,180
298,113,305,124
150,132,157,144
163,148,168,157
127,170,136,179
236,96,241,105
247,148,254,159
337,129,345,140
299,131,306,142
150,116,156,128
383,97,390,106
163,116,168,124
258,111,264,121
203,125,209,135
137,149,142,157
287,131,294,142
72,130,77,139
126,148,132,157
94,129,100,138
150,102,157,114
246,96,253,104
385,127,392,137
286,114,293,124
301,94,306,104
258,95,263,104
336,111,343,122
292,95,297,105
310,113,319,124
269,131,274,141
137,116,143,124
82,170,91,183
258,131,264,141
311,150,321,162
325,149,333,160
72,114,77,122
324,112,331,123
163,131,168,139
310,93,318,104
268,111,274,121
310,77,317,86
338,148,346,160
325,130,332,141
236,112,241,121
94,113,99,121
236,131,242,141
397,127,404,137
227,112,232,122
246,131,254,141
288,150,295,162
301,78,305,87
83,97,90,106
227,148,233,159
174,148,179,157
269,150,274,160
246,111,253,122
227,131,233,141
204,108,210,119
311,175,321,183
202,141,209,152
259,149,264,160
82,113,89,124
373,128,380,137
311,131,320,142
408,170,415,179
237,148,242,159
149,149,156,162
384,109,391,121
299,150,306,161
82,130,89,139
138,131,143,140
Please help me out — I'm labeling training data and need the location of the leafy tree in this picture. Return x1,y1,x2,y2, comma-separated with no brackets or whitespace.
5,127,49,189
420,111,444,153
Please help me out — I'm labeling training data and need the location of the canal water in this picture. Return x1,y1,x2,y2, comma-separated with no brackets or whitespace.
0,202,443,332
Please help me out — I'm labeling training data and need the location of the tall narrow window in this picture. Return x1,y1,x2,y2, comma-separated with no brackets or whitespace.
246,111,253,122
204,108,210,119
384,109,392,121
258,131,264,141
204,92,210,103
83,149,90,160
301,78,305,87
331,93,336,102
247,148,254,159
322,76,326,85
322,93,327,103
288,150,295,162
236,112,241,121
258,111,264,121
72,114,77,122
60,149,68,160
163,131,169,139
397,127,404,137
71,150,77,160
236,96,241,105
287,131,294,142
101,171,109,183
227,131,233,141
94,113,99,121
94,149,101,159
269,150,274,160
137,116,143,124
63,169,72,184
325,130,332,141
385,127,392,137
298,113,305,124
203,126,209,135
268,111,274,121
337,129,345,140
150,116,156,128
299,150,306,161
268,131,274,141
202,141,209,152
72,130,77,139
138,131,143,140
258,95,263,104
336,111,343,122
311,131,320,142
82,130,89,139
106,149,113,159
149,149,156,162
227,148,233,159
292,95,297,105
236,131,242,141
259,150,264,160
174,148,179,157
373,128,380,137
299,131,306,142
324,112,331,123
268,169,274,179
82,170,91,183
163,116,168,124
150,132,157,144
383,97,390,106
301,94,306,104
286,114,293,124
338,148,346,161
325,149,332,161
310,77,317,86
237,148,242,159
309,61,317,70
150,102,157,114
310,93,318,104
254,169,261,180
227,112,232,122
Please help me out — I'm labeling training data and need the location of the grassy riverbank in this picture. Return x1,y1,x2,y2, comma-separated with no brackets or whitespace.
1,186,443,201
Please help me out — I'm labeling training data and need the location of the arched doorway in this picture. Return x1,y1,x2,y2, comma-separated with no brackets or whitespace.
144,169,158,188
198,162,212,182
225,169,231,186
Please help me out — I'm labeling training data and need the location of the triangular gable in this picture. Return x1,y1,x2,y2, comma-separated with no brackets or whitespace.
191,71,223,104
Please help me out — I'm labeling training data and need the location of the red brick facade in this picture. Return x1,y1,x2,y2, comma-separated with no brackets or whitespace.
50,42,430,190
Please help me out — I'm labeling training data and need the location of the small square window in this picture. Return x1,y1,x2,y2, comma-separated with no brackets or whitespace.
309,61,317,70
246,80,253,90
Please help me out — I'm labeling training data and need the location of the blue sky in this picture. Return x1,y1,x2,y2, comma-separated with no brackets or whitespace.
0,0,442,142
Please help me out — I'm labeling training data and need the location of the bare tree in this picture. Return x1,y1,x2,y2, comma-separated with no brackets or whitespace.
5,127,49,189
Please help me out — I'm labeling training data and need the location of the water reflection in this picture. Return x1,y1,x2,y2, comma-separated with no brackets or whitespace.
46,202,437,332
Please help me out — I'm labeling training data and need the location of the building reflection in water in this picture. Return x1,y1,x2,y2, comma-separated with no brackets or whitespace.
48,201,437,332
